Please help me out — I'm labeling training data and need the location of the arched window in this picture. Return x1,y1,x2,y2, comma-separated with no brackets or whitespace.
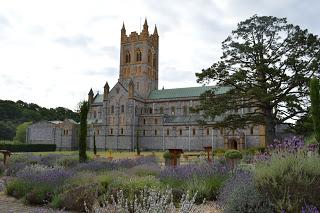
160,107,164,114
155,130,157,136
153,54,156,68
121,128,124,135
179,129,182,136
148,50,151,63
167,129,170,136
136,49,142,62
125,51,131,63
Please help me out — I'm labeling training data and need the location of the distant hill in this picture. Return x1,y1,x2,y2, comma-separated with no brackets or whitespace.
0,100,80,140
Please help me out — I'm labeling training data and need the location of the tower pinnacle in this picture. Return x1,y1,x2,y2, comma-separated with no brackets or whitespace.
153,25,158,35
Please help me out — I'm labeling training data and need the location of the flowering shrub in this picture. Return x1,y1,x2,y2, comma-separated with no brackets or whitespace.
218,169,274,213
0,163,4,175
255,152,320,212
5,162,29,176
76,156,158,172
254,136,319,163
108,175,162,201
16,164,73,186
128,163,161,177
159,162,227,181
270,136,318,154
89,187,199,213
159,162,228,203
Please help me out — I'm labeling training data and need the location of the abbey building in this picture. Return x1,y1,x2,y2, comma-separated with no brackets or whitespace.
86,19,266,151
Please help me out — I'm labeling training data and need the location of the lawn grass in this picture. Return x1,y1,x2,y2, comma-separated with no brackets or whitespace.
0,148,205,165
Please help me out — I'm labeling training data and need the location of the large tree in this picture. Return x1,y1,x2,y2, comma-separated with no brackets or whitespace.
79,101,89,163
310,78,320,145
196,15,320,145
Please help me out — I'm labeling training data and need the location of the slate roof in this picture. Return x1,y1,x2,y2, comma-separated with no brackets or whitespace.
92,86,230,103
163,115,224,124
148,86,230,100
93,94,103,103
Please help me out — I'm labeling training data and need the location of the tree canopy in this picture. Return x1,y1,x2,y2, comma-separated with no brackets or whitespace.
13,121,32,143
195,15,320,145
0,99,79,140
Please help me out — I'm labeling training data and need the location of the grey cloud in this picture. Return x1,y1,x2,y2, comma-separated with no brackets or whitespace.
84,67,118,77
99,46,119,58
0,74,31,90
54,34,94,48
160,66,195,82
28,25,46,35
0,15,10,27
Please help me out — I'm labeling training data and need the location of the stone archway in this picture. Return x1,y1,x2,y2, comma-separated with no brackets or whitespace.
230,138,238,150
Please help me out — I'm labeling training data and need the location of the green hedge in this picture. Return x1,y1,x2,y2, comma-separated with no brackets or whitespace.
0,144,56,152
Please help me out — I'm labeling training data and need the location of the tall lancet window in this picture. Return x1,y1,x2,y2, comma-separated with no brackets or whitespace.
125,51,131,63
136,49,142,62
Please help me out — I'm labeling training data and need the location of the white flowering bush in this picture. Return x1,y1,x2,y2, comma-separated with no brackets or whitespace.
87,187,201,213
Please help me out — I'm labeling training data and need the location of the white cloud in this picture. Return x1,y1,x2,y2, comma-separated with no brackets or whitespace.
0,0,319,110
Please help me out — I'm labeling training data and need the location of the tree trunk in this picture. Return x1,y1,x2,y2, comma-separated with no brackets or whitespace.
265,107,276,146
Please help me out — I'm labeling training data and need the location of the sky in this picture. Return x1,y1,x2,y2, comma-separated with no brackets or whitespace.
0,0,319,111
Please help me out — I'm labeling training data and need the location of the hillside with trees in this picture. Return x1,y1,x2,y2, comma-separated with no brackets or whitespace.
0,99,79,140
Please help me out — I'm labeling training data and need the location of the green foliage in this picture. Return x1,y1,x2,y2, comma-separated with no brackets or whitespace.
186,176,226,204
0,121,16,140
6,179,32,199
0,144,56,152
254,152,320,212
163,151,173,159
13,121,32,143
59,183,100,211
224,149,243,159
0,99,79,140
55,156,78,168
224,177,274,213
50,194,63,209
25,184,54,205
136,128,141,155
128,163,161,177
93,132,97,155
79,101,89,163
108,175,162,201
310,78,320,144
195,15,320,145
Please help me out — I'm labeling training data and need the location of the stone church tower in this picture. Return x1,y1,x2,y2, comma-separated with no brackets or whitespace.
119,19,159,98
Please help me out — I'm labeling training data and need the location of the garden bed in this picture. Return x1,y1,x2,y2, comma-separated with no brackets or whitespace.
0,136,319,212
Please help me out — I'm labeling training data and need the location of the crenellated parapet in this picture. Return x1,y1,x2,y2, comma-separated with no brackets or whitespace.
121,19,158,45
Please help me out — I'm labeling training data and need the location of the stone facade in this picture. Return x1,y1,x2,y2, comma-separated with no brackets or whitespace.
27,119,79,150
87,19,266,151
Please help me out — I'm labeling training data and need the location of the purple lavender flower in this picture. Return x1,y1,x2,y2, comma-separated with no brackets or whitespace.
302,205,320,213
76,156,158,172
159,162,228,181
16,165,73,186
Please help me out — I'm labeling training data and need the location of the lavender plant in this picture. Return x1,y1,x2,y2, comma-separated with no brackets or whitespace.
254,136,319,163
159,162,227,181
76,156,158,172
16,164,73,186
218,169,274,213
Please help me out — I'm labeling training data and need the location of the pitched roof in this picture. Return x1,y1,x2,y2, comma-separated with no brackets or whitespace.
148,86,230,100
93,94,103,103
